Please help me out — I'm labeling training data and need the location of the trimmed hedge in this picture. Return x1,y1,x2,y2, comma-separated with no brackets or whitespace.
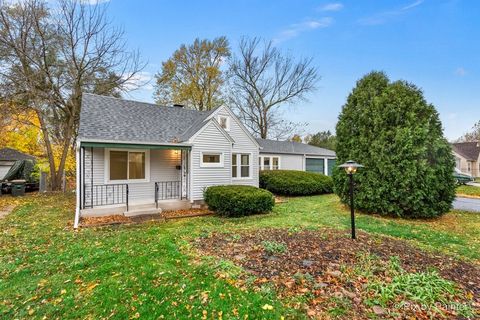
259,170,333,196
204,185,275,217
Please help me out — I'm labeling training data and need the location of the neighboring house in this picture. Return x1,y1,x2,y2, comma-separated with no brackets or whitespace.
451,141,480,177
0,148,35,180
256,139,336,176
74,94,260,227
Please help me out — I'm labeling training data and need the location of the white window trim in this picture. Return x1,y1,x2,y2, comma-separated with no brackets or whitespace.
232,152,253,179
259,155,281,171
200,152,224,168
104,148,150,184
217,115,231,131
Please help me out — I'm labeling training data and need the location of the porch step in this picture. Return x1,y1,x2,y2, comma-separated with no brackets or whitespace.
124,207,162,217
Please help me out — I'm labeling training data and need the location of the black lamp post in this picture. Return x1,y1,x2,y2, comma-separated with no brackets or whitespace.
338,160,364,239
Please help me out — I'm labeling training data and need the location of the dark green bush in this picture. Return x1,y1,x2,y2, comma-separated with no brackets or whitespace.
334,71,456,218
259,170,333,196
204,185,275,217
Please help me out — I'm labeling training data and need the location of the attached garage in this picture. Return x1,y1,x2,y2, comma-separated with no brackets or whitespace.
327,159,336,176
306,158,324,173
256,138,336,176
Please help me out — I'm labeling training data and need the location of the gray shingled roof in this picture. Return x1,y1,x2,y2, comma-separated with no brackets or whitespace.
78,94,215,143
452,142,480,161
0,148,35,161
256,138,336,156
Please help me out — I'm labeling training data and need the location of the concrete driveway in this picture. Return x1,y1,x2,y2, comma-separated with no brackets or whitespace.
453,197,480,212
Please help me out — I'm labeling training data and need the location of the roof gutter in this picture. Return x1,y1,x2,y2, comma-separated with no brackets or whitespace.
78,138,192,150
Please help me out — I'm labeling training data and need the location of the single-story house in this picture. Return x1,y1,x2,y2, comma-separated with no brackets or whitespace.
74,94,336,227
451,141,480,177
256,138,336,176
0,147,35,180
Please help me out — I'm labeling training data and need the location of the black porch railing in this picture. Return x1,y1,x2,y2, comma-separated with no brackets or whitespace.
155,181,181,208
84,183,129,211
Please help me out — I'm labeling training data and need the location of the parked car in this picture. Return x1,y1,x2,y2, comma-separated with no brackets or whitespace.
453,168,474,185
0,159,39,195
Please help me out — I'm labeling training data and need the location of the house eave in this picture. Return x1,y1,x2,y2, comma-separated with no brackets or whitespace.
78,138,192,150
259,150,336,157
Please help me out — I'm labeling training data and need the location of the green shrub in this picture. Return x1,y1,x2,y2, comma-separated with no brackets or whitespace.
261,240,287,254
334,71,456,218
259,170,333,196
367,270,457,307
204,185,274,217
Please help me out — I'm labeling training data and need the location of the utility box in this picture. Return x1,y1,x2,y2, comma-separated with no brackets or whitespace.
11,179,26,197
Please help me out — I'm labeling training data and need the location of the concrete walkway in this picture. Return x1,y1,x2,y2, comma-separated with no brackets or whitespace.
466,182,480,187
453,197,480,212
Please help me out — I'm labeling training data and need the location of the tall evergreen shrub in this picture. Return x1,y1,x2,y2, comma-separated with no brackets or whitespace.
334,72,455,218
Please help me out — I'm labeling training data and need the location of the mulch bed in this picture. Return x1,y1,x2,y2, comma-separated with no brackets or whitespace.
80,215,133,226
80,209,212,227
195,228,480,319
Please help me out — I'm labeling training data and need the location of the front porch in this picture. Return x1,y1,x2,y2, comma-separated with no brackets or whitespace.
76,142,192,221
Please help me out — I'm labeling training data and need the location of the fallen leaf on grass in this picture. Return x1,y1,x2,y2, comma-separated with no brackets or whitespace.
262,304,274,310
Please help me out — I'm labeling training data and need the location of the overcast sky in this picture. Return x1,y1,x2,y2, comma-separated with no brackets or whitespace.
102,0,479,141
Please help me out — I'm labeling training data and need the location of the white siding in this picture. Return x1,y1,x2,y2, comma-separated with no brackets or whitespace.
82,148,180,206
260,153,304,171
190,121,232,200
216,108,259,187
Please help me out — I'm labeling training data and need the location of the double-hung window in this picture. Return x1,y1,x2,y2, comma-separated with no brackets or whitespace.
108,149,148,182
232,153,251,178
272,157,279,170
263,157,270,170
259,156,280,170
232,154,238,178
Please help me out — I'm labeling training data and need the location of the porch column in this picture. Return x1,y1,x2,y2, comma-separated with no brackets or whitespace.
181,149,190,200
74,142,81,229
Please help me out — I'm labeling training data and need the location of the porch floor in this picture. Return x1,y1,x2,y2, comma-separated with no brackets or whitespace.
81,200,191,218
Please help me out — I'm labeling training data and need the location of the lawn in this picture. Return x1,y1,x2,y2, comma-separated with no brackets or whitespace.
457,185,480,198
0,193,478,319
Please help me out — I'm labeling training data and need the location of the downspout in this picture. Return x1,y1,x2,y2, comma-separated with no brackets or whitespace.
74,141,81,229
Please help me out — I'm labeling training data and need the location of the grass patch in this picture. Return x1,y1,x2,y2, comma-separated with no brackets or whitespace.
368,271,457,306
457,185,480,197
0,192,478,318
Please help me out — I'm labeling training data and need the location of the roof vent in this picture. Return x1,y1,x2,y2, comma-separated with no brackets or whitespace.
173,104,184,108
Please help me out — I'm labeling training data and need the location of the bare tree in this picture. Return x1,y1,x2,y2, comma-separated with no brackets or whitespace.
228,37,319,139
0,0,144,190
456,120,480,142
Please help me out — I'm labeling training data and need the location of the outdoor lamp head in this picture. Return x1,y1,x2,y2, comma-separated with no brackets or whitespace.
346,166,357,174
339,160,363,175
